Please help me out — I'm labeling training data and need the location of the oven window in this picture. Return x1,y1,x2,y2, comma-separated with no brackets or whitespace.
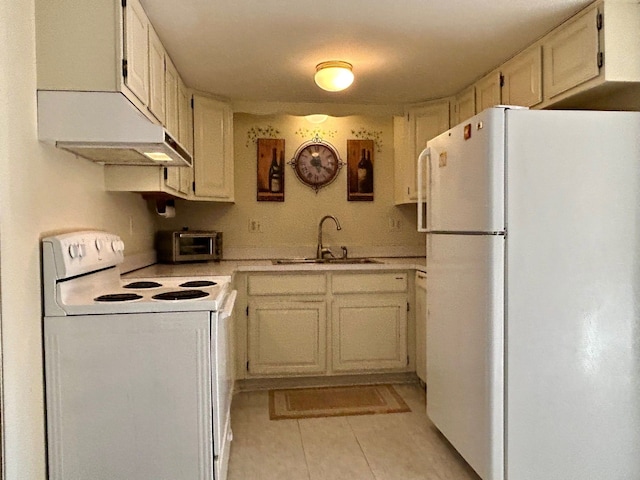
179,237,212,256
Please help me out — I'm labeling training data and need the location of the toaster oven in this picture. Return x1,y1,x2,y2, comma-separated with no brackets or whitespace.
156,230,223,263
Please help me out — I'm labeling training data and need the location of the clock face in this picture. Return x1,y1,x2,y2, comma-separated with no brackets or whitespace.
292,141,341,190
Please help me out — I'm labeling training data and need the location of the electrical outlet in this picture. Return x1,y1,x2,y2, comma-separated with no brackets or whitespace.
388,217,401,231
248,219,262,233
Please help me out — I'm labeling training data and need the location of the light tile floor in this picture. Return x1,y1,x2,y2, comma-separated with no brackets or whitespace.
227,383,481,480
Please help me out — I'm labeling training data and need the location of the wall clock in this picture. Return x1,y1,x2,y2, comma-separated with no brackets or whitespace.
289,136,345,192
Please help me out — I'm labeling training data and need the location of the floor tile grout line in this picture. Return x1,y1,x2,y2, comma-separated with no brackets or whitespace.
346,416,380,480
296,419,313,480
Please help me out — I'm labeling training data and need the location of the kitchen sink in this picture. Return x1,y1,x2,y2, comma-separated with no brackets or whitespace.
272,258,380,265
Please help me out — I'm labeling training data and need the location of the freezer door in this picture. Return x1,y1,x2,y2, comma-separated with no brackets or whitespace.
427,233,504,480
427,108,505,233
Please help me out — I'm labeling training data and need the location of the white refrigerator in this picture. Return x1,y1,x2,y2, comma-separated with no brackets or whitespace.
420,107,640,480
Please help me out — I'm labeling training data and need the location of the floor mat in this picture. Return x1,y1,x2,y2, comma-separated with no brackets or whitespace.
269,384,411,420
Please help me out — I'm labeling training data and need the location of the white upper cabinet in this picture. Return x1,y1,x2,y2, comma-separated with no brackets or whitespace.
164,56,180,192
395,99,449,204
122,0,150,106
450,86,476,126
540,1,640,109
501,45,543,108
543,6,600,100
475,70,502,113
148,25,166,124
178,78,194,195
35,0,182,126
192,95,235,201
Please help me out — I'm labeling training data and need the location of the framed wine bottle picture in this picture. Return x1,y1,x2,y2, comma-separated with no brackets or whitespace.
346,139,374,201
257,138,285,202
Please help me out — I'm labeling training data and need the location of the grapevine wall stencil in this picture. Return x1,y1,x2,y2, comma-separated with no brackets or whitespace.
294,127,337,140
351,128,383,152
246,125,281,148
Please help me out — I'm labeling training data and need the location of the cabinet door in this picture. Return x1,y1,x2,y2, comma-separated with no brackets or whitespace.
415,272,427,383
122,0,149,105
193,95,234,201
148,25,166,123
502,45,543,107
475,71,501,112
543,7,599,99
164,56,180,191
178,78,193,195
451,86,476,126
406,100,450,201
247,300,327,375
332,295,407,372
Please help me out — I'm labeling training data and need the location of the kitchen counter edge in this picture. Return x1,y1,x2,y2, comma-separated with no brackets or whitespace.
124,257,426,278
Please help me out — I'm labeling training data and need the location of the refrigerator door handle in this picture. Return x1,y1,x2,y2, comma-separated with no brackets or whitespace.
417,146,431,232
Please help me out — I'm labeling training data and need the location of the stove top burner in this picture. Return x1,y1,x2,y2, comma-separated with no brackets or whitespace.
94,293,143,302
152,289,210,301
179,280,217,288
123,281,163,289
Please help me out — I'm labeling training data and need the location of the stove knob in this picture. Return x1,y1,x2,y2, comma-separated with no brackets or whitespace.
78,243,87,258
111,240,124,253
95,239,103,251
68,243,79,259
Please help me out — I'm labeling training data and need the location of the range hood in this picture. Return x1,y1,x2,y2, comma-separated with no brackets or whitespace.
37,90,192,167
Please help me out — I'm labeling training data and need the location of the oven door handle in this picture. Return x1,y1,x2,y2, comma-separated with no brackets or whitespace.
219,290,237,320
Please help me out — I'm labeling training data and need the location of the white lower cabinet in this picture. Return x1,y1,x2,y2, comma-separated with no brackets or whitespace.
244,271,409,378
248,300,326,375
331,295,407,372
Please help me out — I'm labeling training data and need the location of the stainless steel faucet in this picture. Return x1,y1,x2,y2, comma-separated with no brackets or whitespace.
316,215,342,259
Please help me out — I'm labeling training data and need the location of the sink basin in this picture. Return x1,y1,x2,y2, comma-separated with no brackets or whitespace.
273,258,380,265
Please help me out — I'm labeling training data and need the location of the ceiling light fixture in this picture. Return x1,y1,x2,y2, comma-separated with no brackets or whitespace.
314,61,354,92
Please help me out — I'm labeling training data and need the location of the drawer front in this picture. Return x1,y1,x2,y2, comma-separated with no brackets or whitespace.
332,273,408,294
248,274,326,296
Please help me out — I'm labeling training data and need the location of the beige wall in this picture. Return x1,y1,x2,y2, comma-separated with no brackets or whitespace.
160,113,425,258
0,1,156,478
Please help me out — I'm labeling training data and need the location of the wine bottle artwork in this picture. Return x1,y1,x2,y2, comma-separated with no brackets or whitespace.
347,139,374,201
257,138,285,202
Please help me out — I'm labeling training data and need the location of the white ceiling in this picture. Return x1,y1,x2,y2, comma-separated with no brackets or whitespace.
140,0,593,106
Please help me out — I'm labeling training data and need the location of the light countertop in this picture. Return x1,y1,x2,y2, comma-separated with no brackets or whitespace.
123,257,426,279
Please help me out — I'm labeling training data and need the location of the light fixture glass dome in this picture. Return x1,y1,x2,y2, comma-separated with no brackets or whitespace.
314,61,354,92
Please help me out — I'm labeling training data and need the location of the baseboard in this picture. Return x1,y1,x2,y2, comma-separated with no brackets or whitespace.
235,372,419,393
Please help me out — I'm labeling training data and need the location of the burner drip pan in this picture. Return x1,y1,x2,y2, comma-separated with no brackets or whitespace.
152,289,210,301
123,281,163,289
179,280,217,288
95,293,143,302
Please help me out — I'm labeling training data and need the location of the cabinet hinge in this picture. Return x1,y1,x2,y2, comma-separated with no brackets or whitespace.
407,355,410,366
246,361,249,371
597,52,604,69
246,305,249,316
163,167,168,180
407,302,410,312
596,12,603,30
192,181,196,193
190,97,194,109
122,59,128,79
499,73,505,88
406,112,410,122
121,0,126,7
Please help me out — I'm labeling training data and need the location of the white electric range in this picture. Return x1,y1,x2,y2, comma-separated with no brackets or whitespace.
42,230,236,480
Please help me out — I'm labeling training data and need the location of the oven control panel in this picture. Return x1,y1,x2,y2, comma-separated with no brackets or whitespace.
42,230,124,279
